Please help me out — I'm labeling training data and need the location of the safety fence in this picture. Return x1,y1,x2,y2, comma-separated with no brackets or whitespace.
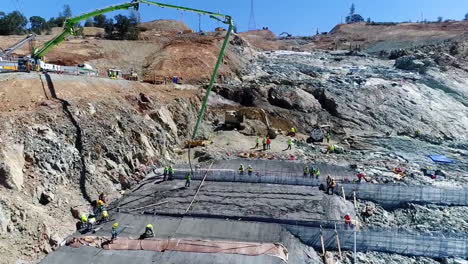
341,183,468,207
171,168,468,207
144,212,468,259
288,225,468,259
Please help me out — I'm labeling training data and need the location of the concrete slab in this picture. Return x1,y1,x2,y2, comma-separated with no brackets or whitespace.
115,180,355,222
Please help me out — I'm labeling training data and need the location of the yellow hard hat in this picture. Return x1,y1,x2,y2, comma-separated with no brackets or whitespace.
80,215,88,223
146,224,153,229
102,211,108,217
113,223,119,228
97,200,104,206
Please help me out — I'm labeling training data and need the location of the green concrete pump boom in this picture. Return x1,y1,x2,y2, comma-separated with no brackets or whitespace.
32,0,233,60
32,2,140,59
32,0,234,142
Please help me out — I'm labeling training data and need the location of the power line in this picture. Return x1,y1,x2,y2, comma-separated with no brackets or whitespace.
248,0,256,31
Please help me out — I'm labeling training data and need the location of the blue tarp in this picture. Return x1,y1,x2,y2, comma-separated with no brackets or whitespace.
428,155,454,164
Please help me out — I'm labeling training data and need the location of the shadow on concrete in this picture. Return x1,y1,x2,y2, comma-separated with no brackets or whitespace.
43,72,92,203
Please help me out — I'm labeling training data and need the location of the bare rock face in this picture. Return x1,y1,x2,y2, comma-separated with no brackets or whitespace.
0,144,25,190
0,201,11,233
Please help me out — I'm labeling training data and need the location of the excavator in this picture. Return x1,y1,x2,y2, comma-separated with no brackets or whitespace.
17,0,234,72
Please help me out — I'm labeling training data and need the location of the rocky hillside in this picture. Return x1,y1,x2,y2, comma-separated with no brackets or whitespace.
0,73,204,263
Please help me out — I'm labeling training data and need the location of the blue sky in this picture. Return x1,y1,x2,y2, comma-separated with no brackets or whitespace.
3,0,468,35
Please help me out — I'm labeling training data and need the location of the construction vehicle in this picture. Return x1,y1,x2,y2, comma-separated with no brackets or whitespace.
122,69,139,81
279,32,292,38
307,125,331,143
107,69,122,79
15,0,233,74
224,110,245,130
0,34,35,61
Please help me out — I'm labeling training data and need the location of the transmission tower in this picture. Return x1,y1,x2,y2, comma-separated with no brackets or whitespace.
248,0,256,31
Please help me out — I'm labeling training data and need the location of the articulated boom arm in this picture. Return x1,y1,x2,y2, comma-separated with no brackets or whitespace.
32,0,233,60
31,0,234,142
32,2,139,59
138,0,232,25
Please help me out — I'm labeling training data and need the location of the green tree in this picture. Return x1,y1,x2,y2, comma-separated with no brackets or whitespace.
104,18,114,36
350,3,355,16
93,14,107,28
48,16,66,27
30,16,49,34
345,3,364,24
0,11,5,17
437,16,443,23
112,14,139,40
84,18,93,27
61,4,72,18
465,13,468,21
0,11,28,35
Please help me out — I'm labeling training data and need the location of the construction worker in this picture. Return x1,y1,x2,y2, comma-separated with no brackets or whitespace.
101,209,110,223
80,214,88,230
357,172,365,183
168,165,174,180
289,127,297,136
361,203,375,222
254,137,260,149
95,199,105,216
140,224,155,239
262,137,267,151
163,166,168,181
327,177,336,195
247,165,253,176
266,137,271,150
326,144,335,154
185,172,191,187
344,214,352,229
87,215,97,232
303,165,309,176
287,138,292,150
238,164,245,175
111,223,119,240
314,167,321,179
326,132,331,143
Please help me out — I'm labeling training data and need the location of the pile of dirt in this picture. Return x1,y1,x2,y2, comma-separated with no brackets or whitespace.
139,19,191,33
319,21,468,52
141,33,250,83
239,30,291,51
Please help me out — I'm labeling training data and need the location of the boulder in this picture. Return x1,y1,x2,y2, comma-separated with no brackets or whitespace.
150,106,178,136
268,86,320,112
394,55,430,73
0,144,25,190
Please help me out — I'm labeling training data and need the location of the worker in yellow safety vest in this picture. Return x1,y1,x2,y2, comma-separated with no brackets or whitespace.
140,224,154,239
168,165,174,180
287,138,292,150
112,223,119,240
247,165,253,176
238,164,245,175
